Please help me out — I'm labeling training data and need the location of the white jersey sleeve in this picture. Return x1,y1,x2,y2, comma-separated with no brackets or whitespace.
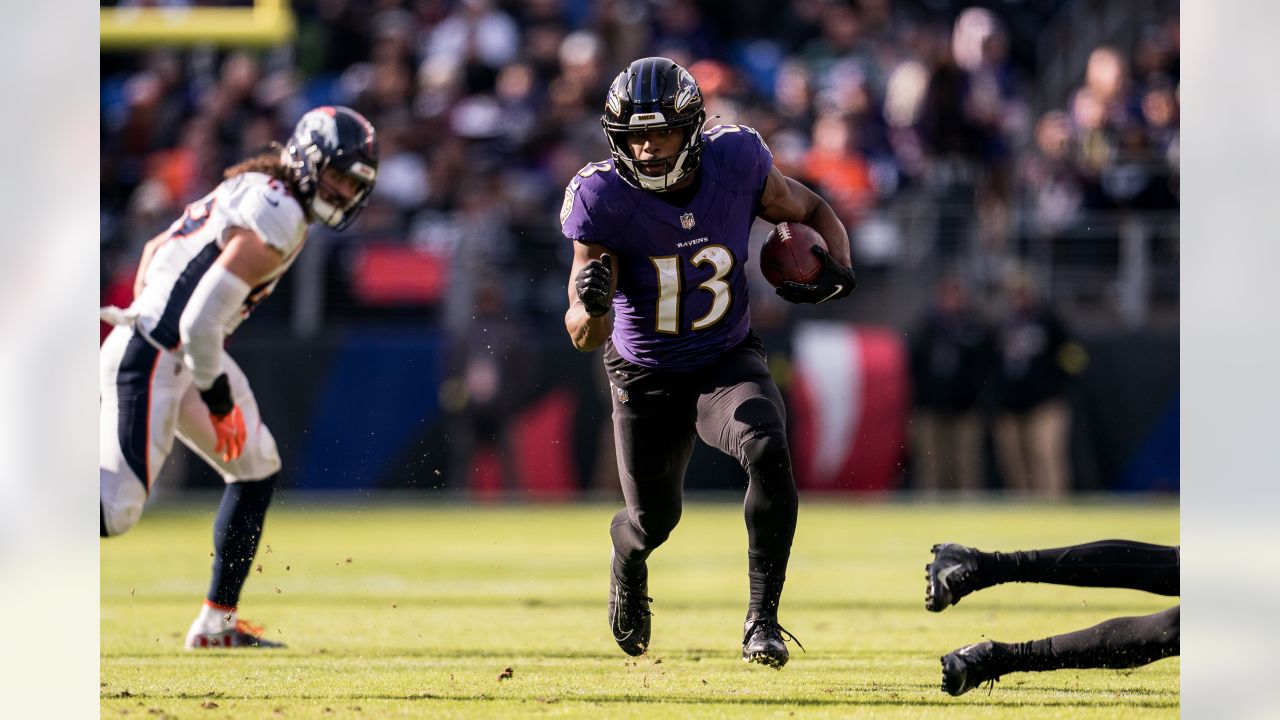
124,172,310,349
217,173,307,258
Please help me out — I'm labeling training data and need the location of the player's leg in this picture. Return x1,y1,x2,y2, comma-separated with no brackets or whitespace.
175,352,284,649
993,412,1031,492
941,605,1179,696
1027,398,1072,496
694,335,799,667
100,327,183,537
911,411,942,494
607,372,697,657
927,539,1179,611
954,411,984,492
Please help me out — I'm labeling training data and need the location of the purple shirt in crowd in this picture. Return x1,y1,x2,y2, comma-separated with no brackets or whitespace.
561,124,774,371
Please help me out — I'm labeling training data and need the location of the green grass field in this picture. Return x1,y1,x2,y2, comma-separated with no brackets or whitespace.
101,499,1179,718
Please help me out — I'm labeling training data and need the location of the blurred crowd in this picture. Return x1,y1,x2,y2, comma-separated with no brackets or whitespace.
101,0,1180,330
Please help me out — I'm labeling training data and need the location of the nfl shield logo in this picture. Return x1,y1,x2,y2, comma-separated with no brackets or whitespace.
680,212,696,230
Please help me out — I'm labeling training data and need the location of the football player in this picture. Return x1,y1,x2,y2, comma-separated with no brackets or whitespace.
561,57,857,667
925,539,1180,695
100,106,378,648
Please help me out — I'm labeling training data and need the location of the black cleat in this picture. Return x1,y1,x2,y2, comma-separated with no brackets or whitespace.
926,542,982,612
608,555,652,657
941,641,1003,696
742,616,804,669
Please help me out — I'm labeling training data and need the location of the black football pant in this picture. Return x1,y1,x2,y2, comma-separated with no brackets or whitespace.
976,540,1180,673
979,539,1179,596
990,605,1179,674
607,334,797,617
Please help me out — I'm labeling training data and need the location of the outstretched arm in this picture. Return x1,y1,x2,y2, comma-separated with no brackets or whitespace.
177,228,284,461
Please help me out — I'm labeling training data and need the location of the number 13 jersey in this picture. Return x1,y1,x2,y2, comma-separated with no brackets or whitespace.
561,125,774,371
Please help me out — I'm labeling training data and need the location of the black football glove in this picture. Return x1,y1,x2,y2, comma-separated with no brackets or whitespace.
198,373,236,417
775,246,857,304
576,252,614,317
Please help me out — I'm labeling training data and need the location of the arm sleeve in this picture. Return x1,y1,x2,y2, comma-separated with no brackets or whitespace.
178,263,251,390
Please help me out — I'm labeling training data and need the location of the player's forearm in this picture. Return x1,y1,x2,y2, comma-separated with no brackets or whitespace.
802,200,852,268
133,234,166,298
565,302,611,352
179,265,250,389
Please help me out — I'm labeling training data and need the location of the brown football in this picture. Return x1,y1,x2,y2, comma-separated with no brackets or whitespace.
759,222,826,287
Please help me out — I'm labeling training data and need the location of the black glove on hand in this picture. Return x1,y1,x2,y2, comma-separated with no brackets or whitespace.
775,246,857,304
576,252,614,317
199,373,235,418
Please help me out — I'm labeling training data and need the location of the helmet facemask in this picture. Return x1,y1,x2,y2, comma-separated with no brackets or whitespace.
305,151,377,231
604,113,706,192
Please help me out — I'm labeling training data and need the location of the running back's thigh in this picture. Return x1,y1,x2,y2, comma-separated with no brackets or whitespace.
611,375,698,513
693,340,787,456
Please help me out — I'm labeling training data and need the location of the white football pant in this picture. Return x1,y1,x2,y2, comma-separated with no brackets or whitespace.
99,326,281,536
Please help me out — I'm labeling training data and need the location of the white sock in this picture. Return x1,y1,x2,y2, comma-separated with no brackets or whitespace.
191,602,237,634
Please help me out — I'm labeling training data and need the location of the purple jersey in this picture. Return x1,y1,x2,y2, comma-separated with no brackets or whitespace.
561,124,774,370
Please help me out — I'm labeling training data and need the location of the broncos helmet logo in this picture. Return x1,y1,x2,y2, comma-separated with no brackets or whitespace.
297,109,340,150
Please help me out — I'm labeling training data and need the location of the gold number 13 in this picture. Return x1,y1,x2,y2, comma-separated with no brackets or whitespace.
650,245,735,334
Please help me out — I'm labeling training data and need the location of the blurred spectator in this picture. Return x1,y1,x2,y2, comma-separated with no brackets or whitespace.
650,0,717,62
908,274,993,494
590,0,651,72
1021,110,1083,237
775,0,825,54
990,265,1087,497
955,8,1028,252
691,59,751,125
558,29,607,102
441,281,534,493
803,114,874,227
421,0,518,94
773,59,816,134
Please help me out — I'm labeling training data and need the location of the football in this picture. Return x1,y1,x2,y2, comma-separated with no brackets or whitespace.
759,222,826,287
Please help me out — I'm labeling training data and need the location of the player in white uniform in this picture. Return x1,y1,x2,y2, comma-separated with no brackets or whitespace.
100,106,378,648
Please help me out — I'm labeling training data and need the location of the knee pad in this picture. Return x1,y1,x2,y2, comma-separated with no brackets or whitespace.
741,429,791,476
631,505,681,548
100,472,147,537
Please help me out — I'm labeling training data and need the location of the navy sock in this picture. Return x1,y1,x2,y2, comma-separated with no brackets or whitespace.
207,475,277,608
100,503,109,538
